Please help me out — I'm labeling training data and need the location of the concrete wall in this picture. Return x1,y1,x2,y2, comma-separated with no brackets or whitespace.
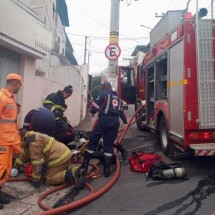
0,0,45,49
0,0,88,128
20,0,56,29
18,63,88,127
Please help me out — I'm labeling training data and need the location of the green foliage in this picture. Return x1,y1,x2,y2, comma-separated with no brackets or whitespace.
91,76,102,100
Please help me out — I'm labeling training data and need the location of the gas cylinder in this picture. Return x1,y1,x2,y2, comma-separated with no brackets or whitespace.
161,167,187,179
174,167,187,178
25,163,33,177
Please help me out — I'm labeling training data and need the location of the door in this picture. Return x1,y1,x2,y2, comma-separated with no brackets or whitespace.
117,66,136,104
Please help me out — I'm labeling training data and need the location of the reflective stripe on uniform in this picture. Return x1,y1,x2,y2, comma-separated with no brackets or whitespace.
48,148,71,167
43,137,55,154
104,152,112,156
118,99,121,111
50,106,55,112
32,173,41,180
43,100,54,105
104,94,111,114
23,122,30,126
31,158,44,165
15,158,24,166
43,100,66,112
92,101,100,110
55,104,65,111
0,119,16,123
0,147,7,151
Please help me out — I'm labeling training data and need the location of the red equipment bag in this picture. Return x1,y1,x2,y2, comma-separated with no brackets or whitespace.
128,151,163,173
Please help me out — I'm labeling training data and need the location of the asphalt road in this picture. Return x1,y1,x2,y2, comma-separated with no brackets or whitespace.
67,106,215,215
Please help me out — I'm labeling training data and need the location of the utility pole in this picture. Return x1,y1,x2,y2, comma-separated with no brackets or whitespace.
84,36,87,64
107,0,120,91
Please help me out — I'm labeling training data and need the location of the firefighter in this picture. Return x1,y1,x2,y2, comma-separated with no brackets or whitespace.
13,129,85,189
90,89,128,161
43,85,77,146
23,107,55,136
79,81,128,177
0,73,23,209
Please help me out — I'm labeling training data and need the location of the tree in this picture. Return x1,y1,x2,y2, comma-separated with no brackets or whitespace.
91,75,102,100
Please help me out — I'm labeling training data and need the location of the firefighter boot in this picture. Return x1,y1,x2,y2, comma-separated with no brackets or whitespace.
0,189,11,206
73,168,86,189
79,151,92,175
103,156,112,177
65,169,85,189
115,144,128,161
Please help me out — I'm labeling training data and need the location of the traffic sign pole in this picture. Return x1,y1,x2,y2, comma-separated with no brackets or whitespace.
107,0,120,91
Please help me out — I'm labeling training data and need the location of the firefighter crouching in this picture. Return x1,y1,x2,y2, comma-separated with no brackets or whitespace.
43,85,77,147
12,129,85,189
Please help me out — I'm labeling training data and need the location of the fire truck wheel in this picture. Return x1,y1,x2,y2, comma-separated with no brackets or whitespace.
159,116,170,155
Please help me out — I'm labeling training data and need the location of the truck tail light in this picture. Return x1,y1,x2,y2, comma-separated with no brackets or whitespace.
188,131,215,140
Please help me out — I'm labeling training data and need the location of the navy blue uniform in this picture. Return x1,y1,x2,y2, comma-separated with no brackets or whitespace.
23,107,55,136
87,90,127,155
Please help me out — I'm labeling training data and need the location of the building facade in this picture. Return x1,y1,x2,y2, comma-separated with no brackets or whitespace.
0,0,88,127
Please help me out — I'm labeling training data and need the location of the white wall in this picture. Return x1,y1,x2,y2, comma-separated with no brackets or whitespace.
0,0,89,128
17,57,88,127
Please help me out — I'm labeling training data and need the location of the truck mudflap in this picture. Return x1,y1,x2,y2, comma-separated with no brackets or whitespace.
190,143,215,156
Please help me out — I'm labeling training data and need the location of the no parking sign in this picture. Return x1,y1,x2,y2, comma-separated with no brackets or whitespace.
105,43,121,61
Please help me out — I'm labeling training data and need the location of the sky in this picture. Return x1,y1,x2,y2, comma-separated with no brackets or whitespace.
65,0,211,76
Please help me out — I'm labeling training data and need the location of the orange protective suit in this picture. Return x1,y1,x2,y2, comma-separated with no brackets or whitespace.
0,88,21,187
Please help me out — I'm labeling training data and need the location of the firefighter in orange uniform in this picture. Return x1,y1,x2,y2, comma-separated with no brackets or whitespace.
13,129,85,189
0,73,23,209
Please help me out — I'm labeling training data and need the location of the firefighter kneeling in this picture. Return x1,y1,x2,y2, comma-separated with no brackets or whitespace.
11,128,85,189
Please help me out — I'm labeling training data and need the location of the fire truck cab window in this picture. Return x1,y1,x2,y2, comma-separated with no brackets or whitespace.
121,70,128,84
121,69,134,87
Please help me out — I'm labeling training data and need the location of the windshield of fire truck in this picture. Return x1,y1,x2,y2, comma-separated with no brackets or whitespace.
121,68,135,87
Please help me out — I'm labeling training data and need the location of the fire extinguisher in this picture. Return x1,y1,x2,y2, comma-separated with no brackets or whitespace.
25,163,33,177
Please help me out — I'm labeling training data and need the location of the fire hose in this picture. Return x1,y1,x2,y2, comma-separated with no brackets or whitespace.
9,104,145,215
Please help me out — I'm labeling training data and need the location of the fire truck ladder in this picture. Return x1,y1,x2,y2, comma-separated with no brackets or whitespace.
196,0,215,129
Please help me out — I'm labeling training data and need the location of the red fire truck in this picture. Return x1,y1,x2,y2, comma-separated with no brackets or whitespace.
118,1,215,159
